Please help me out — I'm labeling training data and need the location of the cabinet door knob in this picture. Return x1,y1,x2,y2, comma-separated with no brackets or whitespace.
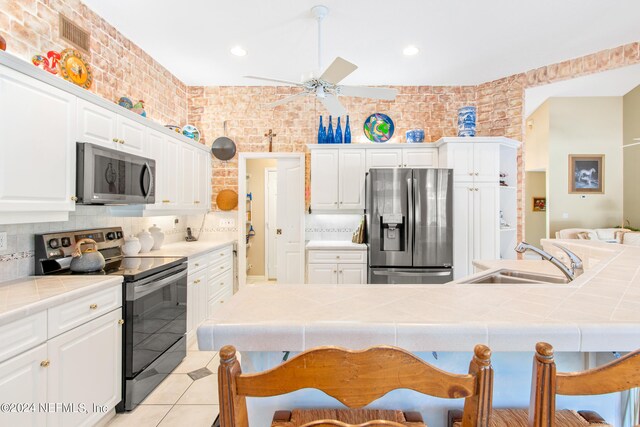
194,279,200,284
118,319,125,325
220,282,225,286
220,266,224,270
469,172,473,176
336,255,340,259
119,139,125,144
112,138,119,143
70,196,78,202
40,360,50,368
333,270,337,273
334,202,338,205
220,300,224,304
195,263,200,267
89,304,98,310
194,201,200,204
475,172,479,176
220,253,224,257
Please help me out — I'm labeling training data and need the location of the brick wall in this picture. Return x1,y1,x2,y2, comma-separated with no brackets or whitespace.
0,0,188,125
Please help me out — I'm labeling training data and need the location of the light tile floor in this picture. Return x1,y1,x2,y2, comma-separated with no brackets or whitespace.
106,339,219,427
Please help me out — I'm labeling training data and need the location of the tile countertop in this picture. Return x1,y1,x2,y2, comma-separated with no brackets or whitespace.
145,239,237,258
0,275,123,327
198,239,640,353
306,241,367,250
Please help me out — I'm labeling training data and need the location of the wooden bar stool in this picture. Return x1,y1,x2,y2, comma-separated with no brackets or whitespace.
218,344,494,427
450,342,635,427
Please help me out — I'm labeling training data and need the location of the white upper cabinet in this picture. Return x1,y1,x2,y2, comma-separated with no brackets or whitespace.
77,99,145,156
77,98,118,148
0,65,76,222
402,147,438,168
366,149,402,169
116,116,146,155
310,149,339,210
194,149,211,207
440,141,499,182
180,144,197,209
339,150,366,210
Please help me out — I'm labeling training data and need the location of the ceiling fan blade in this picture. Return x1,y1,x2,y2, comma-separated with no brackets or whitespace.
266,92,307,108
244,75,302,86
320,94,347,117
338,85,398,101
320,57,358,85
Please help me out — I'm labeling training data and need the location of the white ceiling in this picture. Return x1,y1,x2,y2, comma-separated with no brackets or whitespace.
525,64,640,117
82,0,640,86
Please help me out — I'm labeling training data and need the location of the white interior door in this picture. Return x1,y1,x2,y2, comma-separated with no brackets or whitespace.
276,158,304,284
265,168,278,280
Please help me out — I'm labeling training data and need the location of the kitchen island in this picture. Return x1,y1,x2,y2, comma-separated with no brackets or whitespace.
198,239,640,426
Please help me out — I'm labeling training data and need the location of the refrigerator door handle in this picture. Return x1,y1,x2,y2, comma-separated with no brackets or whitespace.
407,176,413,255
371,270,452,277
413,176,419,258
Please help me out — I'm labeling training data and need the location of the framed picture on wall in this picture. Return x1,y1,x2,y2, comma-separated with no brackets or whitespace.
569,154,604,194
532,197,546,212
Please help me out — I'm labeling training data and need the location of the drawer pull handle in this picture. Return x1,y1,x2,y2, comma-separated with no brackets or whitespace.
89,304,98,310
40,360,50,368
118,319,125,325
194,279,201,284
162,200,171,203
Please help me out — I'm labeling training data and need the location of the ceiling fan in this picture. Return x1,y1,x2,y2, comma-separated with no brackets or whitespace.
244,5,398,117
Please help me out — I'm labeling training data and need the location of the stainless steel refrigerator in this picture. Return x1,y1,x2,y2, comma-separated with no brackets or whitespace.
366,168,453,284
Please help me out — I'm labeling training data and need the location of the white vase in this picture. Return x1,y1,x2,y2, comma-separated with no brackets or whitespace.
149,224,165,250
137,230,154,253
122,236,141,256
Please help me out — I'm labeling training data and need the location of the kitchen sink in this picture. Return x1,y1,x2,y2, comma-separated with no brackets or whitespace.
461,269,571,285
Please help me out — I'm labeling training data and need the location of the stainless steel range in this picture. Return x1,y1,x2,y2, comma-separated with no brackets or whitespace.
35,227,187,412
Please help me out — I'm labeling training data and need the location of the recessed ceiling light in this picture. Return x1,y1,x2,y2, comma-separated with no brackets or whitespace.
230,46,247,57
403,45,419,56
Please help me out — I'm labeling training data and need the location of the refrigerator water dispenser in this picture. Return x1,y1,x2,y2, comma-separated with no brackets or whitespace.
380,213,405,251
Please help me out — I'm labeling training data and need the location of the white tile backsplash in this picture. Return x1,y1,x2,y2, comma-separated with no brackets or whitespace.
0,208,223,283
305,214,363,241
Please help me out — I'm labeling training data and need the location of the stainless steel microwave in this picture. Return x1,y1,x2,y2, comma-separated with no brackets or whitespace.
76,142,155,205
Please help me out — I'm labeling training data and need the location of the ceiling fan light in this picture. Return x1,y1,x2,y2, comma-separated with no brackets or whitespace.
230,46,247,57
316,85,326,98
403,45,419,56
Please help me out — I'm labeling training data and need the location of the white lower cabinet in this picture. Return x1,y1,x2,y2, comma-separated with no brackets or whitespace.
306,249,367,284
187,245,235,339
0,344,48,427
0,286,123,427
47,308,122,427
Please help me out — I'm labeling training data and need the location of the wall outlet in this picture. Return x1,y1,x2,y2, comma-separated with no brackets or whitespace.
174,218,179,229
0,232,7,251
219,218,235,227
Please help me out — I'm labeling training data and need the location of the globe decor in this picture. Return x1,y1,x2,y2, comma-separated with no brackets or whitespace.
363,113,395,143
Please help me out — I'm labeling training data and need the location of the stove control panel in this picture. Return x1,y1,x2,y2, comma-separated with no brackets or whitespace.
35,226,125,275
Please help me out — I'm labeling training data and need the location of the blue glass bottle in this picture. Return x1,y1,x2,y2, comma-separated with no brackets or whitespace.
335,117,343,143
317,115,324,144
344,115,351,144
327,115,335,144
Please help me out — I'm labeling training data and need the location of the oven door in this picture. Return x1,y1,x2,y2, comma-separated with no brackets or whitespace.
124,264,187,378
77,142,155,204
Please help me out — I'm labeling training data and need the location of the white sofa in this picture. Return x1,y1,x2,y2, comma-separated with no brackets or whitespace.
555,228,628,243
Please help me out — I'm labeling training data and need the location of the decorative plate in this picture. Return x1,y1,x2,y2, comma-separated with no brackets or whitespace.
118,97,133,109
59,48,92,89
363,113,394,143
32,51,60,75
165,124,182,134
182,124,201,142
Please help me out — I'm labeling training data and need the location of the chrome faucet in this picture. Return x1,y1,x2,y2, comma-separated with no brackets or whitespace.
514,242,584,281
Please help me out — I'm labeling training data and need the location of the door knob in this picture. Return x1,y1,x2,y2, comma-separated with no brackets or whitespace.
276,229,282,235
